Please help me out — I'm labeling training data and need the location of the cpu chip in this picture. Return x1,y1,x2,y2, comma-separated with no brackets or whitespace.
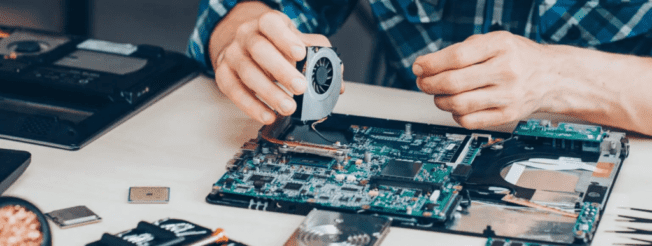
45,205,101,229
128,187,170,204
380,159,423,179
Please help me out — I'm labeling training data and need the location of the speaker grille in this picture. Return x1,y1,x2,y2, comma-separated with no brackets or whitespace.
19,117,55,136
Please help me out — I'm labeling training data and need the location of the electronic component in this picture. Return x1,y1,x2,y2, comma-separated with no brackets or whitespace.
128,187,170,204
292,46,342,122
380,159,423,179
207,114,629,245
582,184,607,204
573,203,600,242
45,205,101,229
283,210,390,246
513,119,604,153
513,119,604,142
451,164,472,181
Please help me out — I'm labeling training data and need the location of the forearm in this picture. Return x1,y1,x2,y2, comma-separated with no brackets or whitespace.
208,1,274,67
542,45,652,135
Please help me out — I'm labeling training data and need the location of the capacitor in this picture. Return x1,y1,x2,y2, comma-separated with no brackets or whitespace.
335,174,345,181
364,151,372,163
335,150,346,163
355,159,363,165
279,144,289,154
347,175,356,182
429,190,441,203
405,123,412,136
540,120,552,127
252,158,261,165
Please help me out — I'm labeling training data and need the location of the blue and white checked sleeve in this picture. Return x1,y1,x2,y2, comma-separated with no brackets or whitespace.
187,0,356,74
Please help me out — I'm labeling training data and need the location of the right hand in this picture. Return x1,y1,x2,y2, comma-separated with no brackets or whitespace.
210,10,338,125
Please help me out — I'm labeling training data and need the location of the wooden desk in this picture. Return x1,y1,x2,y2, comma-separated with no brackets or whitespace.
2,76,651,245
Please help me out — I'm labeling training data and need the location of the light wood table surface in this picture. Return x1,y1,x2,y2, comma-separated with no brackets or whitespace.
2,75,651,246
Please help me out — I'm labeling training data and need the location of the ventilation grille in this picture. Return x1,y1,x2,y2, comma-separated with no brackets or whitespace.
19,116,55,136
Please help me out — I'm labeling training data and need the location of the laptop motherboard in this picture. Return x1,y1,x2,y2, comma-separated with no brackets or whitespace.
206,114,628,245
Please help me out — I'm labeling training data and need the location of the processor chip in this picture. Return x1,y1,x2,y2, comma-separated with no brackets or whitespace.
128,187,170,204
380,159,423,179
45,205,101,229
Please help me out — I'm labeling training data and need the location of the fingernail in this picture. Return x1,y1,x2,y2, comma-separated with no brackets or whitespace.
280,98,294,113
261,112,274,124
292,78,307,93
292,46,304,60
413,64,423,76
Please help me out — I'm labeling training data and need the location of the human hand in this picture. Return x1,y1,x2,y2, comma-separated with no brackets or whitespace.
413,31,559,129
210,9,343,125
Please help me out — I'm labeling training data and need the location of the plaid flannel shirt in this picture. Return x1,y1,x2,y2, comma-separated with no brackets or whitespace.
188,0,652,91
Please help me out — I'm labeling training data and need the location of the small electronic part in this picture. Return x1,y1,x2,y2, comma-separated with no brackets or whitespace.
513,119,604,142
128,187,170,204
45,205,101,229
573,203,600,242
283,210,391,246
429,190,441,203
513,119,604,153
451,164,472,181
380,159,423,179
86,218,248,246
582,184,607,204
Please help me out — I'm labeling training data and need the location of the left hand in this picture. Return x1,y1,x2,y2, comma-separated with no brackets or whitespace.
413,31,559,129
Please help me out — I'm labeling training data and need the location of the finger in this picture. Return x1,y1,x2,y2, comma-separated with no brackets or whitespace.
413,34,500,77
245,34,308,95
452,108,516,129
230,49,297,116
434,89,507,116
258,12,306,61
215,65,276,124
417,63,497,95
300,33,332,47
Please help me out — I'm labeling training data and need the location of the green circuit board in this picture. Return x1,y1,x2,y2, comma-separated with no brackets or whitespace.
212,124,485,221
207,115,628,246
573,202,601,241
513,119,605,142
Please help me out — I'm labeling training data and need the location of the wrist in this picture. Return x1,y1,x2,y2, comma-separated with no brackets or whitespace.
537,45,615,115
537,44,650,132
